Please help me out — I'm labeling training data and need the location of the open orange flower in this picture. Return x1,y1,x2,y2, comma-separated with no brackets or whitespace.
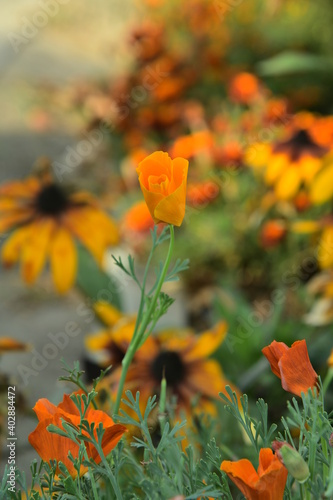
262,340,318,397
136,151,188,226
221,448,288,500
28,392,126,477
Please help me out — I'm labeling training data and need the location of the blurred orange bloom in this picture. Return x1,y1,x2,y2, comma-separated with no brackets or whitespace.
122,201,155,233
170,131,213,159
262,340,318,397
229,72,260,104
137,151,188,226
0,171,119,293
260,220,286,248
221,448,288,500
28,392,126,477
187,181,219,208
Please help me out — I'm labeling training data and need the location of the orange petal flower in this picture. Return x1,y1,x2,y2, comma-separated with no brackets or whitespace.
136,151,188,226
0,337,29,352
260,220,287,248
221,448,288,500
229,72,260,104
28,393,126,477
262,340,318,397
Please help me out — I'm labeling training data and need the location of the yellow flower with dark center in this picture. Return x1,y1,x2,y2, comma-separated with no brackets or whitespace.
108,321,238,417
247,127,329,201
0,172,119,293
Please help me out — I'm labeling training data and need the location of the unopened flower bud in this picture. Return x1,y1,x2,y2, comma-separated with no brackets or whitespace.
272,441,310,483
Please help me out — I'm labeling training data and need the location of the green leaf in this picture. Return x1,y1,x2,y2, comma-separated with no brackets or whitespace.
257,51,333,76
76,244,121,309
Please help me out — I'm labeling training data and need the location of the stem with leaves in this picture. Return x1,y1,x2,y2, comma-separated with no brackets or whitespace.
114,224,176,414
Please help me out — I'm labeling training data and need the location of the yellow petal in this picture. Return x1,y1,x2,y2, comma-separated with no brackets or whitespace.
21,219,54,284
139,181,164,223
85,329,112,351
310,161,333,204
186,359,226,397
184,321,227,362
1,225,32,266
291,221,321,234
300,156,321,184
94,301,123,326
265,153,288,185
50,226,77,293
318,227,333,269
275,167,301,200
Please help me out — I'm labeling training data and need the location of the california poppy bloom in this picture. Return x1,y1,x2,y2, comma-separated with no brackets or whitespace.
0,170,119,293
28,392,126,477
262,340,318,397
221,448,288,500
109,321,238,417
136,151,188,226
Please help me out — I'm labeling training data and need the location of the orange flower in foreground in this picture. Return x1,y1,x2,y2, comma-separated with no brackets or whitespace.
136,151,188,226
28,393,126,477
262,340,318,397
221,448,288,500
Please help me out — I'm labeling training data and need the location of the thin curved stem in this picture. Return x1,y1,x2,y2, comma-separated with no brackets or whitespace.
114,225,175,414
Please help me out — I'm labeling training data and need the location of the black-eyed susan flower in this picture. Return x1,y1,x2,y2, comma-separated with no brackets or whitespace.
108,321,238,417
247,120,330,201
0,171,119,293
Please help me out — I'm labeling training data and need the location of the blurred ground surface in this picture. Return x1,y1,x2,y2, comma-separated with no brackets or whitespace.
0,0,143,476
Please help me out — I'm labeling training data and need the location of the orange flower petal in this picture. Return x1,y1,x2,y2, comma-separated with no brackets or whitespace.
279,340,318,397
137,152,188,226
262,341,289,379
221,448,288,500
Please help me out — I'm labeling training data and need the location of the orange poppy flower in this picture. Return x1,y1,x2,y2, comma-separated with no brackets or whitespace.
0,170,119,293
170,131,213,160
221,448,288,500
28,392,126,477
229,72,260,104
262,340,318,397
136,151,188,226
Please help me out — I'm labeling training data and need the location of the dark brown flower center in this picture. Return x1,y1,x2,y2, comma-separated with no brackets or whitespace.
151,350,185,387
36,184,69,216
273,129,327,161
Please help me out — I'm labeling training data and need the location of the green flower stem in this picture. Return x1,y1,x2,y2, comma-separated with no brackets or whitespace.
322,368,333,397
114,224,175,415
